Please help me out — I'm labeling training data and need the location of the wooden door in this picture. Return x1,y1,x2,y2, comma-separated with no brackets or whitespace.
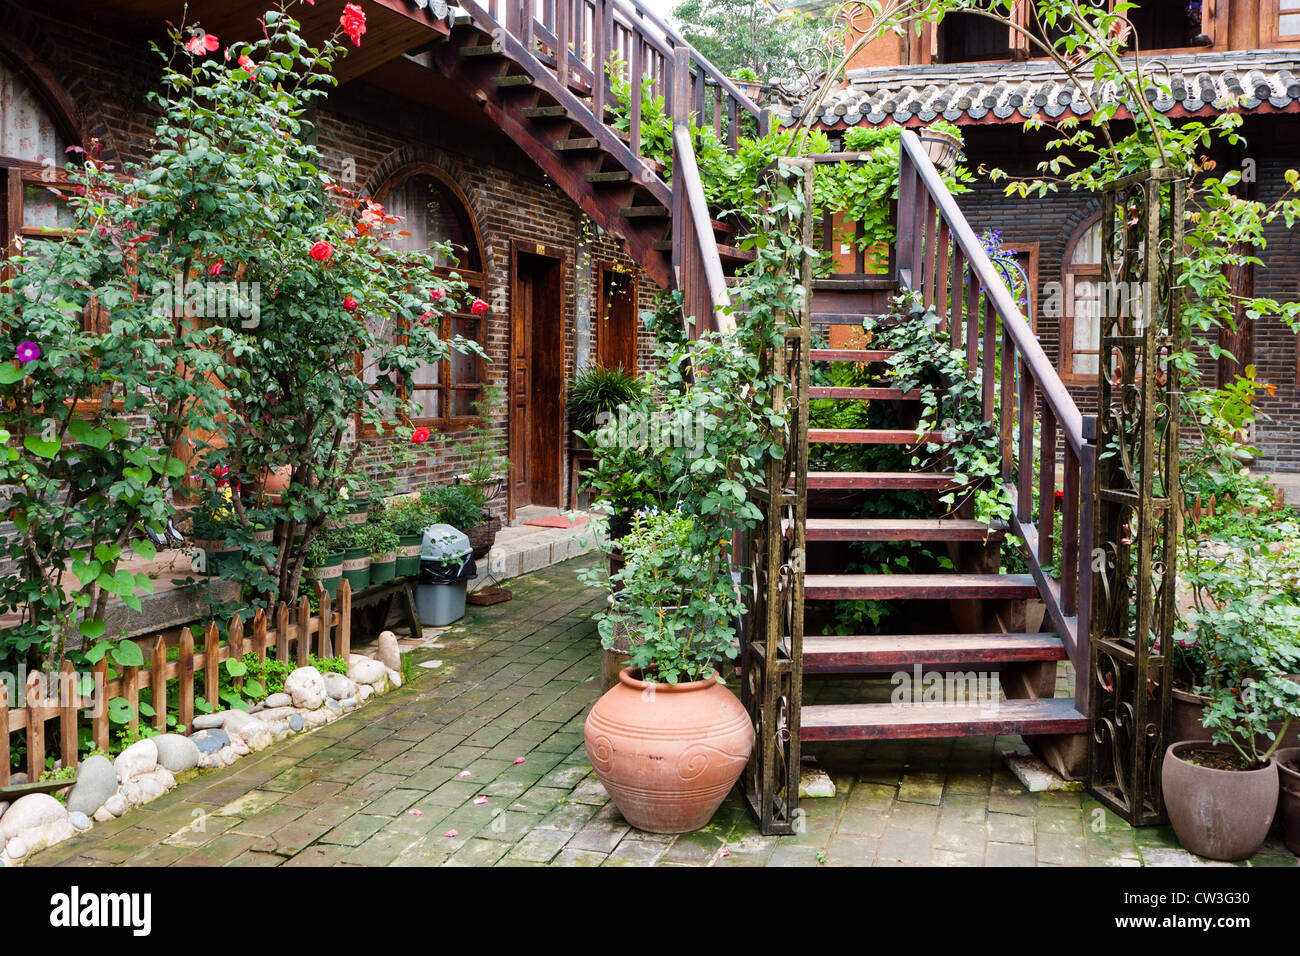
596,263,638,374
509,245,566,514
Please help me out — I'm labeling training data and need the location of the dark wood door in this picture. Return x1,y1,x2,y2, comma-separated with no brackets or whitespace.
509,247,565,513
597,263,638,374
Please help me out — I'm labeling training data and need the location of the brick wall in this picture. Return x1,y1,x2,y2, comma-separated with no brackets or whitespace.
1,1,666,516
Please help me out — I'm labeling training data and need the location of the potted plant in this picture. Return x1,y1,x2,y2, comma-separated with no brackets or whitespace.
388,497,432,577
581,509,753,834
1273,745,1300,855
303,533,345,600
581,441,657,541
568,364,644,449
455,386,508,504
338,523,372,591
365,520,399,586
189,486,242,577
1163,596,1300,860
423,484,496,560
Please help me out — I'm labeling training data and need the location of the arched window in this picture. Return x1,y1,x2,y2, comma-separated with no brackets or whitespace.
1062,215,1102,379
1,52,76,256
365,164,488,428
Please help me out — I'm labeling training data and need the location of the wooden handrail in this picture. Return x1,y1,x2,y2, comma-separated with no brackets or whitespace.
672,125,733,334
893,129,1097,716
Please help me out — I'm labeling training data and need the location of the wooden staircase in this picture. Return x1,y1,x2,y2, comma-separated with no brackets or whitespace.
742,138,1099,835
796,345,1087,746
406,0,761,321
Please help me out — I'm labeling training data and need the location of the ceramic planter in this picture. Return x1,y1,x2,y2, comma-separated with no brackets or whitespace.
1169,684,1299,750
341,546,371,590
194,538,241,577
306,551,344,599
1162,740,1278,861
370,552,397,585
396,533,423,577
584,668,754,834
1276,746,1300,856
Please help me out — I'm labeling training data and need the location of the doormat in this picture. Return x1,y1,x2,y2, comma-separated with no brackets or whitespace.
521,515,589,528
468,587,513,606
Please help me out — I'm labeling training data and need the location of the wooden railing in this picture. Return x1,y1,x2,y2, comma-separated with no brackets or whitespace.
1,580,352,784
895,129,1097,716
467,0,766,164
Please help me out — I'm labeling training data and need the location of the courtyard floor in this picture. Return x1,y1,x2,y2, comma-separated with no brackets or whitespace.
30,557,1299,868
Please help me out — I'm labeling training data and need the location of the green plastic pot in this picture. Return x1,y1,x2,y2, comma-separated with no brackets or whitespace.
196,539,242,577
346,497,371,525
342,545,371,590
396,533,423,577
370,552,397,585
307,551,344,599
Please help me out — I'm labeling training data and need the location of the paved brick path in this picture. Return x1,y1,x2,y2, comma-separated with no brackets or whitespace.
31,557,1299,867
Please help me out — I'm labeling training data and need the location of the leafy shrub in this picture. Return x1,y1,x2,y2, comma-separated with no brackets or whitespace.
569,364,646,435
419,484,485,532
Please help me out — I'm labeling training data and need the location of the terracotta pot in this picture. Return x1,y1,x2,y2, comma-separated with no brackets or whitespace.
1162,740,1278,861
584,668,754,834
256,465,292,494
1276,747,1300,856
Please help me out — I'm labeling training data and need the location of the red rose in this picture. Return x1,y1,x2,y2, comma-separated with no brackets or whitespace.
309,240,333,262
429,287,445,301
185,33,219,56
411,426,431,445
343,295,358,312
470,298,489,315
209,259,224,276
419,310,433,325
340,3,367,46
238,54,257,77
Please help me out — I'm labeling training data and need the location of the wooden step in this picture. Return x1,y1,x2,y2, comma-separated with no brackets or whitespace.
804,471,961,491
802,633,1066,674
803,573,1039,601
586,170,633,183
805,518,1002,543
491,74,535,88
809,428,948,445
809,386,919,401
459,44,504,58
522,105,569,118
800,698,1088,741
809,349,895,362
620,205,670,219
554,137,600,151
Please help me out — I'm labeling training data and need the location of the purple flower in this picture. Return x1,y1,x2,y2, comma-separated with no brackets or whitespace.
15,341,40,364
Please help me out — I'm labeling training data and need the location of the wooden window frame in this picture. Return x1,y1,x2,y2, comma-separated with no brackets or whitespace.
1264,0,1300,45
357,163,489,436
1059,214,1103,386
919,0,1223,65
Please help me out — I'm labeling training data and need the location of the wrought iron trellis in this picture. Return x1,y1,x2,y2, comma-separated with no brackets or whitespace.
741,157,813,835
1088,166,1184,826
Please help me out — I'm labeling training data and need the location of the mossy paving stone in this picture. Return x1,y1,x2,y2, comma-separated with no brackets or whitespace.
1036,833,1088,865
836,806,890,838
259,819,335,856
508,785,569,815
172,832,260,867
567,776,610,806
603,837,669,866
356,738,417,764
503,826,573,863
343,832,423,867
659,828,727,864
132,801,226,834
320,756,383,785
534,732,586,755
363,787,428,817
226,850,285,867
297,796,367,829
122,842,194,867
340,725,395,750
425,778,484,807
537,800,600,832
565,817,630,853
985,841,1037,866
825,834,879,866
340,770,408,801
318,812,391,847
1131,824,1182,849
435,744,490,767
299,745,364,769
445,837,512,866
279,779,347,807
550,847,611,866
375,750,437,777
932,821,988,855
987,810,1035,845
263,765,327,793
281,843,361,866
229,802,309,837
403,764,460,791
408,731,472,756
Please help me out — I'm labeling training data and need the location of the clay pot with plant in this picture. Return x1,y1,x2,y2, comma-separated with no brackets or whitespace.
580,509,752,834
1162,597,1300,861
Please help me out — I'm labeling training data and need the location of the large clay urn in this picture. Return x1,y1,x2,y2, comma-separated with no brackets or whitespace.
585,668,754,834
1162,740,1279,861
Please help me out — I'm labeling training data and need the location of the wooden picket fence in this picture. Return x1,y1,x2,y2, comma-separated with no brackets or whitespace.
0,579,352,786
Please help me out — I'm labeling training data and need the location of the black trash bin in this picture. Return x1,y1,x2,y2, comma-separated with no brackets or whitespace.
416,524,476,626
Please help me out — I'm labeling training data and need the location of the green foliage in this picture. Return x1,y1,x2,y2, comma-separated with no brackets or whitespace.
385,497,436,536
669,0,822,82
419,484,485,532
1178,538,1300,767
569,364,646,436
358,520,399,556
